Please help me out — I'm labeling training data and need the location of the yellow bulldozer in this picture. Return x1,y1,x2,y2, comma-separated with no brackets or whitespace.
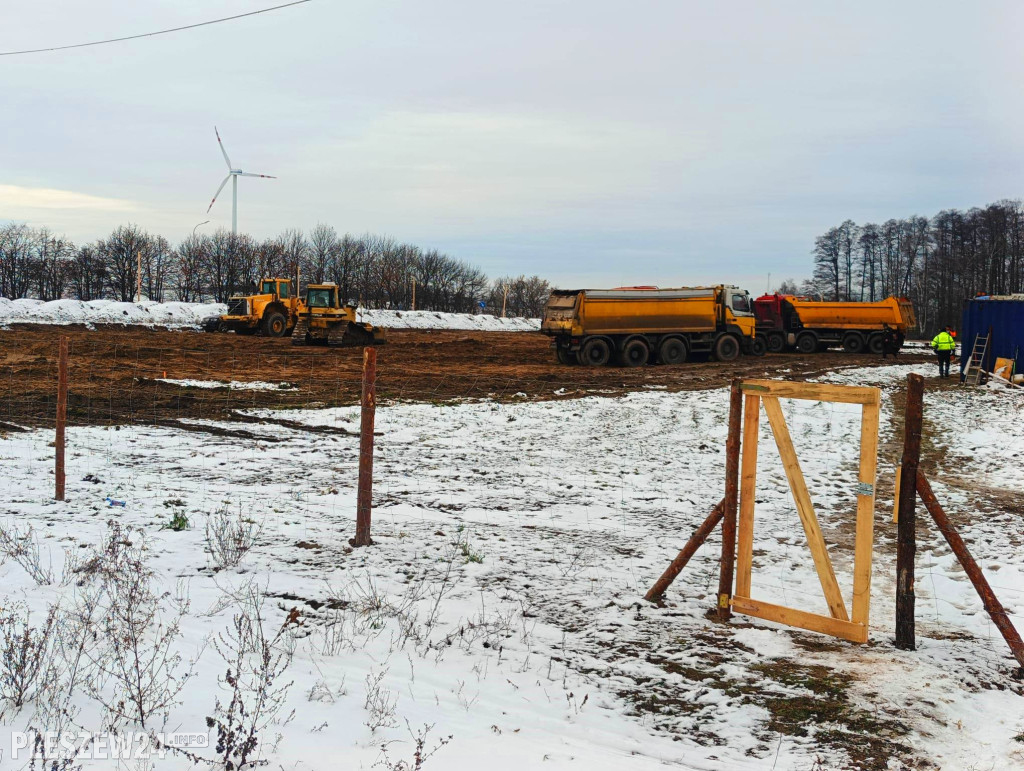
291,283,386,347
217,277,385,347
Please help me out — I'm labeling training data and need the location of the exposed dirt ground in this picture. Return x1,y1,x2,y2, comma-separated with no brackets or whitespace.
0,324,932,428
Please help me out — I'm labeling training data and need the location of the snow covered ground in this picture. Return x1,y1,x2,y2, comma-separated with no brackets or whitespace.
154,378,299,392
0,298,225,330
0,297,540,332
0,363,1021,769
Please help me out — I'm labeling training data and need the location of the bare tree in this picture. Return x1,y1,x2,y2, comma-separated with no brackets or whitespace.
97,224,154,302
307,223,338,284
175,235,209,302
69,244,108,300
0,224,36,299
32,229,76,301
486,275,551,317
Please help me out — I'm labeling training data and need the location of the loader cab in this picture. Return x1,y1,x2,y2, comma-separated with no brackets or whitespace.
261,279,291,299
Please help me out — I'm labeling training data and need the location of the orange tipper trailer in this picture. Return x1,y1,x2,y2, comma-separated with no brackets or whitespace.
753,294,916,354
541,285,760,366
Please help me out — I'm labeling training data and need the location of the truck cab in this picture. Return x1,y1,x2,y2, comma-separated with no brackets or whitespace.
723,287,758,348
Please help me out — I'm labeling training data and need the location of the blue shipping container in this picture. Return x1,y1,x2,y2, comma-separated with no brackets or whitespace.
959,297,1024,378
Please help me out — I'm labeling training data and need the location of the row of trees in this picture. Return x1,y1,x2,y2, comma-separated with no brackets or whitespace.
0,222,552,317
809,199,1024,331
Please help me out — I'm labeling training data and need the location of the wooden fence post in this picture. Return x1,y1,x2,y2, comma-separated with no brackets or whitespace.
895,373,924,650
916,472,1024,672
717,380,743,621
645,499,725,603
55,336,68,501
352,347,377,547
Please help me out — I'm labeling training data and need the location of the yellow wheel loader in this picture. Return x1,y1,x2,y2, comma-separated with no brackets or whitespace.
218,277,301,337
291,284,386,347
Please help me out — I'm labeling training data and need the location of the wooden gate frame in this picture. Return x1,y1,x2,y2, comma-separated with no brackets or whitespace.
731,380,881,644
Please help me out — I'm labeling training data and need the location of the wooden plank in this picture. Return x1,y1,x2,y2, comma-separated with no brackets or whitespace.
761,395,849,621
736,394,760,598
732,596,868,644
851,401,879,630
741,379,880,406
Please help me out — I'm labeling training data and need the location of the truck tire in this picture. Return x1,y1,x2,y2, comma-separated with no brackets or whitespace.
795,332,818,354
580,337,612,366
555,347,578,365
713,334,740,362
751,336,768,356
766,333,785,353
263,311,287,337
658,336,687,365
842,332,865,353
867,333,884,355
620,338,650,367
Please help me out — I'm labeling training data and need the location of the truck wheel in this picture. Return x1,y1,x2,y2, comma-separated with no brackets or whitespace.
580,337,611,366
795,332,818,354
620,338,650,367
555,348,578,365
842,333,865,353
751,336,768,357
658,337,687,365
263,311,287,337
766,333,785,353
867,334,884,355
713,334,740,362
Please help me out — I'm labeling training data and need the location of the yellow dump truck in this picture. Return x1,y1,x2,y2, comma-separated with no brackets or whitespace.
753,294,916,354
542,286,760,366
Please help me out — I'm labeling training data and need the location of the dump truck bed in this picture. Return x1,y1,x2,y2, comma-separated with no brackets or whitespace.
543,288,722,336
787,296,915,331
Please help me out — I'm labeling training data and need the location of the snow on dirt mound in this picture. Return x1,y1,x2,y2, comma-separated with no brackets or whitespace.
357,308,539,331
0,297,225,329
0,297,539,332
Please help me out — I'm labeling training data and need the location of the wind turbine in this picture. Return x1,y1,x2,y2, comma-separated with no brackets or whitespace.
206,127,275,236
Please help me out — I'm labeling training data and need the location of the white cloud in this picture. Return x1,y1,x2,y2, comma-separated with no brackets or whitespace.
0,184,138,214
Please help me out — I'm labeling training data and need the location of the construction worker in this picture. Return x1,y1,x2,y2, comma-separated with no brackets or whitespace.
881,323,898,360
931,327,956,378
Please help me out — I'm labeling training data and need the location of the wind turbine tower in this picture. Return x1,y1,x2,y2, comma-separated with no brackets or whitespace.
206,127,275,236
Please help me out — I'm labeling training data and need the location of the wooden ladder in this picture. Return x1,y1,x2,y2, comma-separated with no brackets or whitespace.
963,333,989,385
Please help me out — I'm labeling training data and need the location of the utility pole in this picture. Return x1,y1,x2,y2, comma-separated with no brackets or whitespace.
502,284,509,318
411,278,416,311
134,251,142,303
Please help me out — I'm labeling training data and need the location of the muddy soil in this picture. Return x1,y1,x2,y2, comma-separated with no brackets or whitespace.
0,324,932,428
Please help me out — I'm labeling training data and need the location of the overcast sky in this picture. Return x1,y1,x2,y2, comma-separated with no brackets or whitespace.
2,0,1022,289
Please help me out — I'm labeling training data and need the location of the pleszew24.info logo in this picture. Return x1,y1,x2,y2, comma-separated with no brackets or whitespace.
9,731,209,760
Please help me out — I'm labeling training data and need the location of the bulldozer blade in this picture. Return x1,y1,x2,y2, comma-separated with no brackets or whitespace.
328,321,386,348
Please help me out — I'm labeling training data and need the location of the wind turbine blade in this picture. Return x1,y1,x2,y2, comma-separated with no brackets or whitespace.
214,126,233,169
238,172,276,178
206,174,231,213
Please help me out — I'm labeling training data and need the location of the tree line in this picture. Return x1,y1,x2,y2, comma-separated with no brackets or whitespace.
0,222,552,317
808,199,1024,333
